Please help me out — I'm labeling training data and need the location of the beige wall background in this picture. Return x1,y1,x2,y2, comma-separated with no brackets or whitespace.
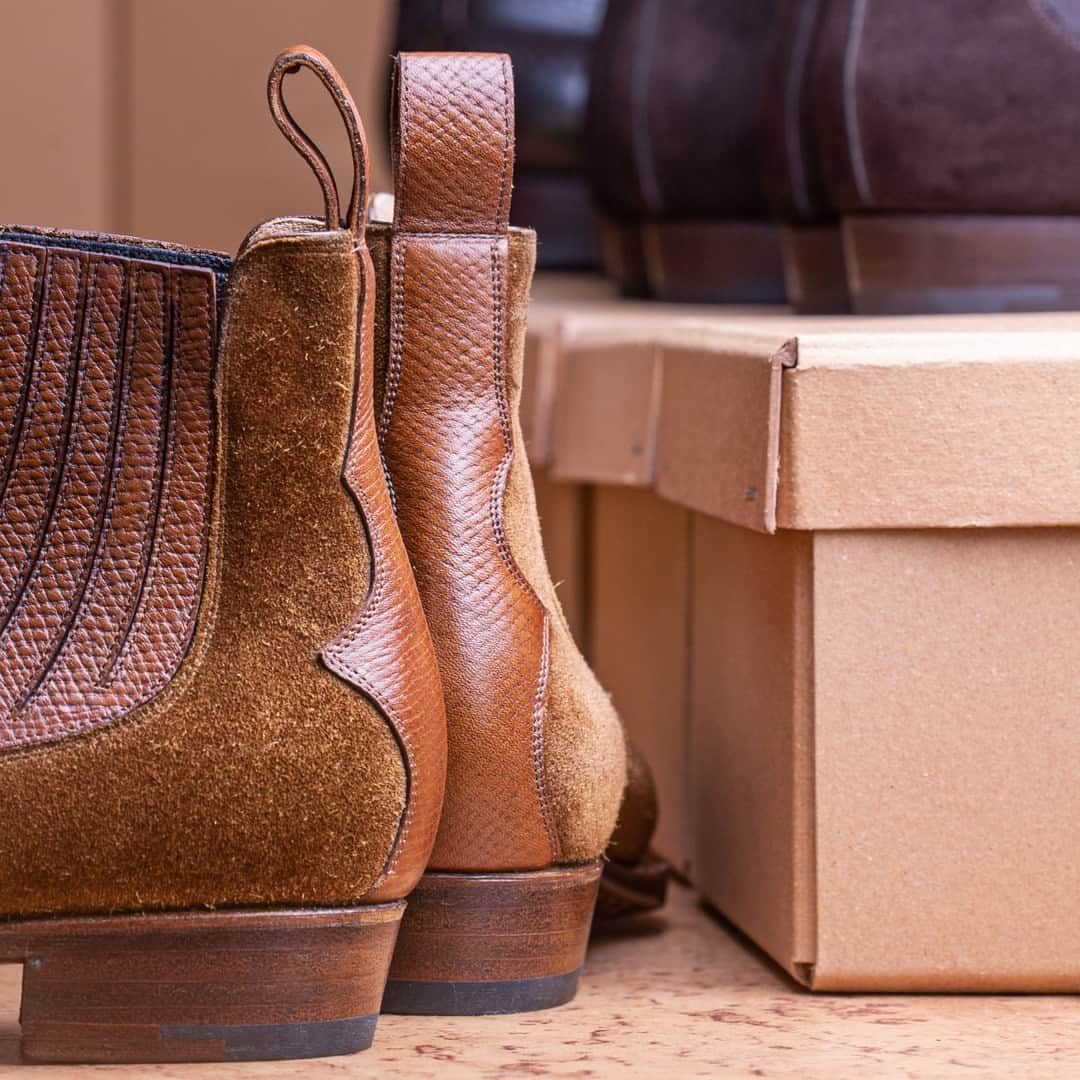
0,0,396,253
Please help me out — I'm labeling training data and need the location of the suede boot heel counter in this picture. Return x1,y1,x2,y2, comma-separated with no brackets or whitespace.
542,627,628,863
498,228,626,864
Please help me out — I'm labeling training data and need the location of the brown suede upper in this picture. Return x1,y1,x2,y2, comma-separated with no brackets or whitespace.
814,0,1080,214
0,48,445,917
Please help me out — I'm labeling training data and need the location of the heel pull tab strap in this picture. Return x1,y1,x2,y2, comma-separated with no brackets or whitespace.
391,52,514,234
268,45,368,235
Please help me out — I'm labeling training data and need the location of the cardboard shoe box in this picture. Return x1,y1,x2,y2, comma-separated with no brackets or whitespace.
544,304,1080,991
544,316,694,876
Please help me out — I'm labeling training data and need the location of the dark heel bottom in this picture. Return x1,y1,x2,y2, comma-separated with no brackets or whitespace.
0,903,403,1064
383,862,602,1015
843,214,1080,314
781,225,851,314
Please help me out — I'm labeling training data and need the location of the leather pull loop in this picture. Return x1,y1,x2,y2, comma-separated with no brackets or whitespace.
268,45,368,235
391,52,515,234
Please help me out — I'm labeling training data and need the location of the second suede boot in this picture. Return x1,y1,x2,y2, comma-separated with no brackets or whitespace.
369,53,628,1015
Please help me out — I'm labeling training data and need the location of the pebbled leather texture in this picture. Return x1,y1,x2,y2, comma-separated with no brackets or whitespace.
0,230,219,751
383,53,558,871
322,237,447,903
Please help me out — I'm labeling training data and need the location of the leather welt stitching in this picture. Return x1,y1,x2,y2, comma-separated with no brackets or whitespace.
20,262,130,721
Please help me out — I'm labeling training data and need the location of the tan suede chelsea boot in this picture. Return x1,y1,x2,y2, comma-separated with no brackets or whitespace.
364,52,630,1016
0,47,445,1064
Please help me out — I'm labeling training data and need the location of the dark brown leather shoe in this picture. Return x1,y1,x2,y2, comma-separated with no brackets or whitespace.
0,47,445,1064
587,0,786,302
814,0,1080,312
395,0,607,270
757,0,850,313
594,740,670,920
366,53,629,1016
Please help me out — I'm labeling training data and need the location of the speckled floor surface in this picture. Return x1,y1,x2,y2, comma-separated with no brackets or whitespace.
2,882,1077,1078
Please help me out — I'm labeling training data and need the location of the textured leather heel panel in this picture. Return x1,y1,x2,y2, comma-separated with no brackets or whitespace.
386,53,556,870
0,239,216,751
322,241,446,903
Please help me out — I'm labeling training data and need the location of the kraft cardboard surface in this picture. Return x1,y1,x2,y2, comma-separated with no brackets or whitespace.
591,487,693,875
551,342,663,487
810,528,1080,990
689,515,815,975
531,301,1080,530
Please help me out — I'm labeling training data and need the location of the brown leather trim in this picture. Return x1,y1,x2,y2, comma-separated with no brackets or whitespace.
384,53,558,870
322,238,447,902
265,46,447,902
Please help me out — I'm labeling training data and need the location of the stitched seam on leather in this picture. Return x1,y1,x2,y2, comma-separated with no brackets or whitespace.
94,270,169,686
99,270,178,689
101,270,215,699
488,241,533,596
0,256,88,648
531,612,560,862
377,237,407,514
0,254,80,630
0,268,219,761
21,262,131,718
496,55,511,227
324,256,415,892
325,560,410,881
3,260,120,740
0,250,43,496
487,236,559,861
398,61,413,229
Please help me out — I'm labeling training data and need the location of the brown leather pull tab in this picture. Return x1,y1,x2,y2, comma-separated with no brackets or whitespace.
268,45,368,234
391,52,514,234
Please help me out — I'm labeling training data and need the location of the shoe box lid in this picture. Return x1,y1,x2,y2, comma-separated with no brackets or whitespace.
527,299,1080,532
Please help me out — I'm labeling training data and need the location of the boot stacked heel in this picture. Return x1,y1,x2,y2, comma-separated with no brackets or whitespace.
383,862,602,1015
0,904,403,1064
